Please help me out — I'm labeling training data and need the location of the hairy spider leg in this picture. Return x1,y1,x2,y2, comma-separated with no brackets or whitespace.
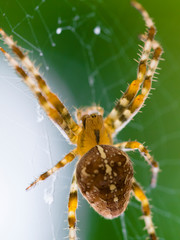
105,0,162,135
68,171,78,240
0,47,78,143
0,28,81,137
26,149,77,190
115,141,159,188
113,41,162,132
133,179,157,240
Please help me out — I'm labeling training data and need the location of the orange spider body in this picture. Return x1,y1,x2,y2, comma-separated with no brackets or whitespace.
76,114,134,219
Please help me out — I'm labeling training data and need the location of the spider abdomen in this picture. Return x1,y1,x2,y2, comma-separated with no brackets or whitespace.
76,145,133,219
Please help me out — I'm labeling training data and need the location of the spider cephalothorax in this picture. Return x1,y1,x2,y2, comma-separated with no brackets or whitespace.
77,113,112,156
1,1,162,240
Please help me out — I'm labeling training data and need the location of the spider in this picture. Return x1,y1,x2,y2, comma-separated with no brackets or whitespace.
0,1,162,240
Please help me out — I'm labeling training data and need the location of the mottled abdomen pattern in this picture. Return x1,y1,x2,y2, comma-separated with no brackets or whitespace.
76,145,133,219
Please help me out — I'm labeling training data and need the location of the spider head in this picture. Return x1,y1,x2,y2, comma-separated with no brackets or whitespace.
81,113,103,130
75,106,104,124
77,114,112,156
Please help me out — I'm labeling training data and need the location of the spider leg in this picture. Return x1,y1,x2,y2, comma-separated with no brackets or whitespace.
68,171,78,240
104,1,162,136
112,41,162,132
0,29,81,136
132,179,157,240
26,149,77,190
0,46,78,144
115,141,159,187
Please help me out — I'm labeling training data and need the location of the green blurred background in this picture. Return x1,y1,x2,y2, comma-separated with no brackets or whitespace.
0,0,180,240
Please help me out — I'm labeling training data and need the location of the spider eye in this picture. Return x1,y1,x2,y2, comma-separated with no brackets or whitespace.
76,145,133,219
90,113,97,118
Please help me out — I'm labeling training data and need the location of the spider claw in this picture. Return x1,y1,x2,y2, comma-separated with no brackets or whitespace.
0,46,6,54
150,181,156,189
25,180,37,191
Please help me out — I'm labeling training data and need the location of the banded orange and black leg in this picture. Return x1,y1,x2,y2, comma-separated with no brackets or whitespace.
0,29,81,138
133,179,157,240
115,141,159,187
68,171,78,240
26,149,77,190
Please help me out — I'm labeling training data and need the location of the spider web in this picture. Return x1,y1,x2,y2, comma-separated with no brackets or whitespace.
0,0,180,240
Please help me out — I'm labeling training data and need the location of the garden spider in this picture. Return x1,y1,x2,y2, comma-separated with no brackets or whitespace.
0,1,162,240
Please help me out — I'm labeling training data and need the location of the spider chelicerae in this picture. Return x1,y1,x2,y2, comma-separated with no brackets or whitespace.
1,1,162,240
